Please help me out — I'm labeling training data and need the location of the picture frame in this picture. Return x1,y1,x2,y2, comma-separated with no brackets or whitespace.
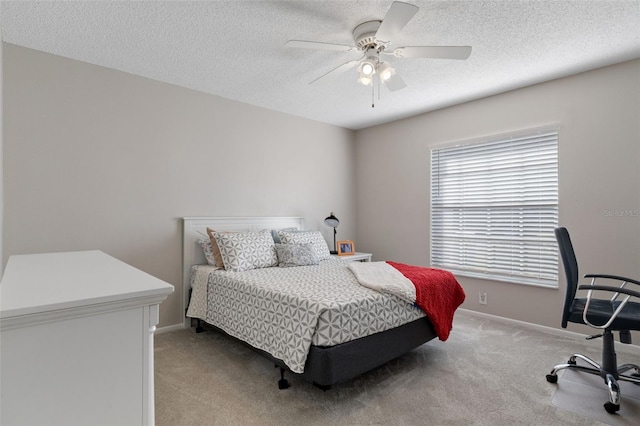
337,240,355,256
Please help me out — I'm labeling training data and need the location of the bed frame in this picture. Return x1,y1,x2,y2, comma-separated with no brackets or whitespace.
182,216,437,389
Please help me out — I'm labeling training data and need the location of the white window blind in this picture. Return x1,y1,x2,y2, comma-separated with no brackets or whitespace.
430,130,559,287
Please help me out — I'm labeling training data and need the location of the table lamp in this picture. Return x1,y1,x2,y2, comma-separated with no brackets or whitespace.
324,212,340,254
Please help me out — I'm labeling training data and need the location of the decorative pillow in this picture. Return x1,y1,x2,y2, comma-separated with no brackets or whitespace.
212,229,278,272
277,230,331,261
270,227,298,244
206,228,229,268
275,243,319,267
197,239,216,266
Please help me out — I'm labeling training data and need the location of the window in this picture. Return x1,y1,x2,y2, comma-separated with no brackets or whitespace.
430,130,558,287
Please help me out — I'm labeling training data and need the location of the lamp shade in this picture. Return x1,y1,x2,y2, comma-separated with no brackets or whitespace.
377,62,395,81
324,213,339,228
360,62,375,76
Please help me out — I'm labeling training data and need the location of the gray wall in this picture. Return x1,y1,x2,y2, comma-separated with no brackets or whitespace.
4,42,639,335
355,59,640,335
3,44,356,327
1,29,3,277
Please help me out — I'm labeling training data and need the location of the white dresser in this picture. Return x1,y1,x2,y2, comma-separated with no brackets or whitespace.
0,250,174,426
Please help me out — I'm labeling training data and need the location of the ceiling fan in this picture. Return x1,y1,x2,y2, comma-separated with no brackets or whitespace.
285,1,471,93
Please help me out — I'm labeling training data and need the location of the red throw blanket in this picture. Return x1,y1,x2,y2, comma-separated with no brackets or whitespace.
387,261,466,341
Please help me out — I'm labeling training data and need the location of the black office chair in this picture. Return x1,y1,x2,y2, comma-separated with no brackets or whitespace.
546,227,640,413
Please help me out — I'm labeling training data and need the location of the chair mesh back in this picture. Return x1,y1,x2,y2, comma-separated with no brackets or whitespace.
554,227,579,328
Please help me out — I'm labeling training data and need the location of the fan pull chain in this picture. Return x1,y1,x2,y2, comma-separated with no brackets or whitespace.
372,54,380,108
371,82,375,108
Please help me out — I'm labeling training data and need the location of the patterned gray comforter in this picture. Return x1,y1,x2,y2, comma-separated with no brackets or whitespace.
189,258,425,373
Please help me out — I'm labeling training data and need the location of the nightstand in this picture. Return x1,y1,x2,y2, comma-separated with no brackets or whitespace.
333,252,372,262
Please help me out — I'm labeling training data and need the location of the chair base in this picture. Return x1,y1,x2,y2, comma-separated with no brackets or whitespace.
546,353,640,414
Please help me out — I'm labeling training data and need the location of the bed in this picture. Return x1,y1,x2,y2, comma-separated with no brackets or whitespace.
183,217,463,389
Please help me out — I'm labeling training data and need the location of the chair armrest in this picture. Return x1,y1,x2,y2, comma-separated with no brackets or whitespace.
578,284,640,299
577,284,640,329
584,274,640,287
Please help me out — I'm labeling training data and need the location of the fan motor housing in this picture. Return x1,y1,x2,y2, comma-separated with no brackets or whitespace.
353,21,382,50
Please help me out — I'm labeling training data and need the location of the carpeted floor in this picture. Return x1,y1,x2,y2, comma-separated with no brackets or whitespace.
154,310,640,425
552,367,640,426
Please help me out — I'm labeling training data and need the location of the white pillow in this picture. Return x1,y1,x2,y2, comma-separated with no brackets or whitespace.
212,229,278,272
277,230,331,261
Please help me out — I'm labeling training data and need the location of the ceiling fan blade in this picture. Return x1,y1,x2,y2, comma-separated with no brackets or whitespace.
285,40,356,52
383,72,407,92
393,46,472,60
375,1,419,43
309,60,360,85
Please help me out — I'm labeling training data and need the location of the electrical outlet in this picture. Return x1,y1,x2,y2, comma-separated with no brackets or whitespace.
479,292,488,305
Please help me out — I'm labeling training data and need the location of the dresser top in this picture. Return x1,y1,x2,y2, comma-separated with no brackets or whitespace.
0,250,174,319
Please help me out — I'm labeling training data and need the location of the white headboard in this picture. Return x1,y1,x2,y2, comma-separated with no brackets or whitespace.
182,216,305,327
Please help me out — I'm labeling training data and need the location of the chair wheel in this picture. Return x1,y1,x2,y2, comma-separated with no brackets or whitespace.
604,402,620,414
546,374,558,383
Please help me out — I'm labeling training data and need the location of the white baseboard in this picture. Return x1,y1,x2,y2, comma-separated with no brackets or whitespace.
458,308,590,340
459,309,640,350
156,323,185,334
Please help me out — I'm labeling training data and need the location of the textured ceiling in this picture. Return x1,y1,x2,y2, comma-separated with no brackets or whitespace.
1,1,639,130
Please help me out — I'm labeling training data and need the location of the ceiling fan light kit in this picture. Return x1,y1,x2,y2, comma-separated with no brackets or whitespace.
377,62,395,81
357,60,394,87
357,74,373,86
359,58,376,77
285,1,472,104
